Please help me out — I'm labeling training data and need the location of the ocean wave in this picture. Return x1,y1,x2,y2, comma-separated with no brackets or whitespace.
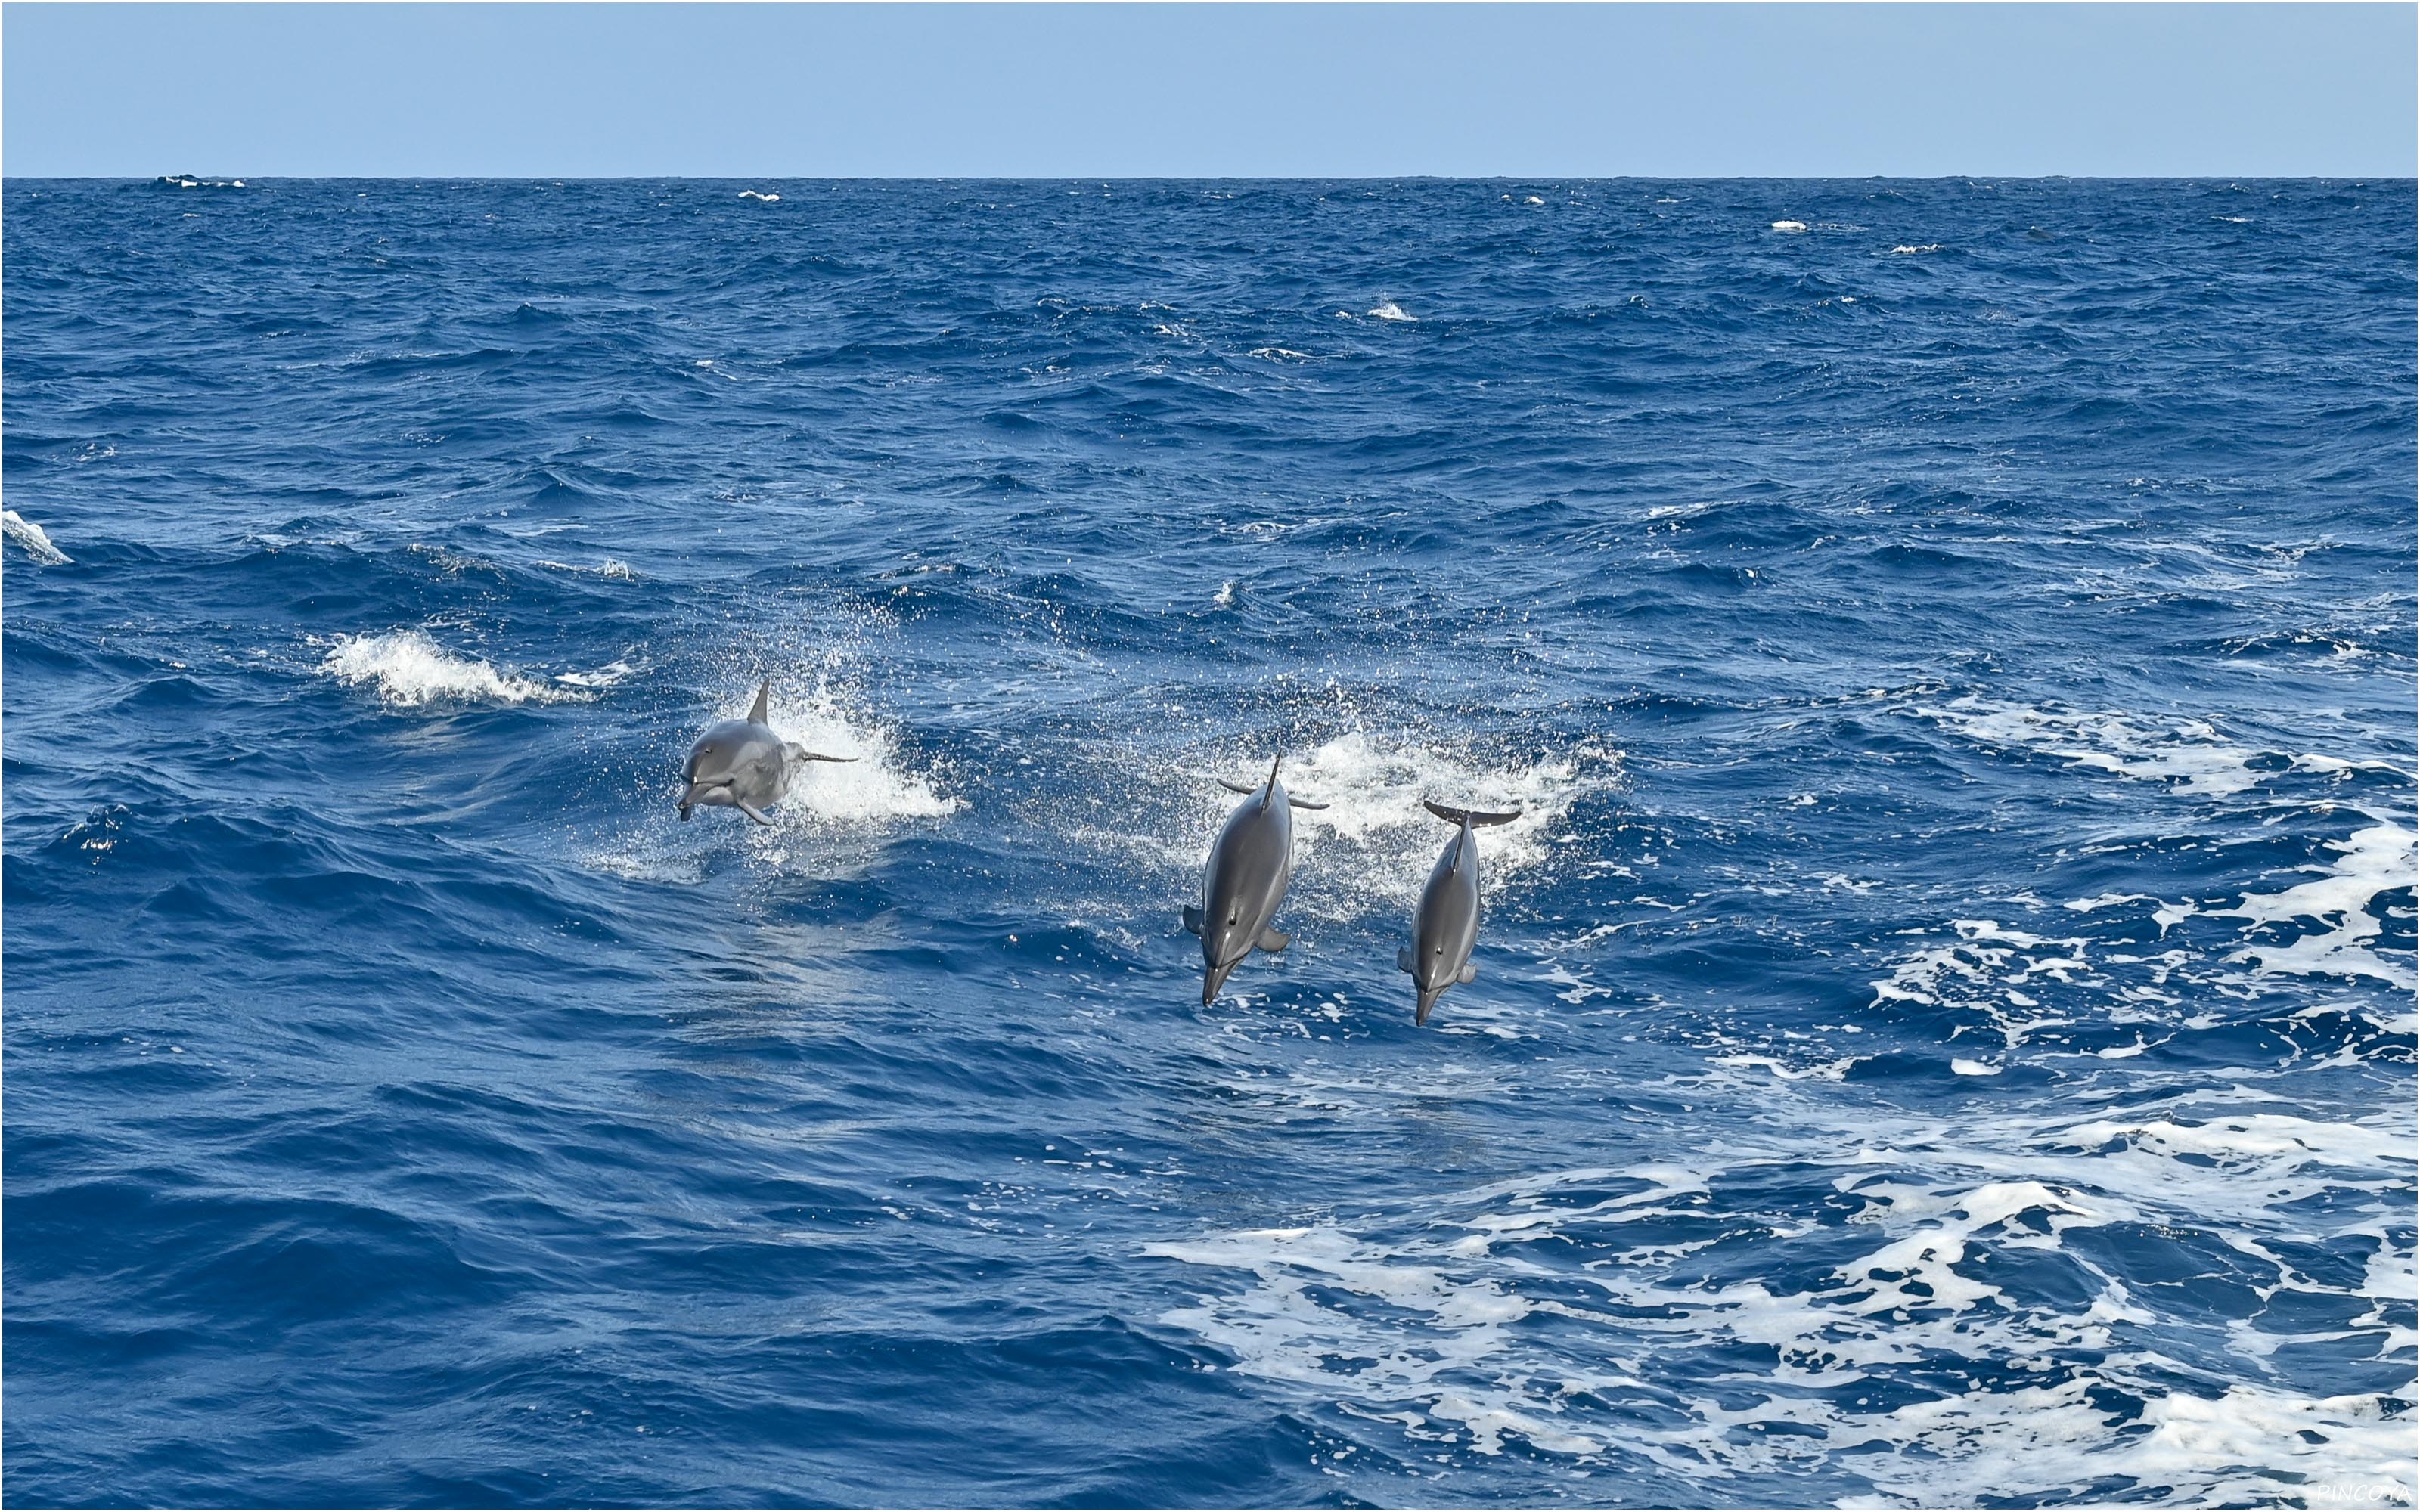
316,630,582,708
4,509,72,564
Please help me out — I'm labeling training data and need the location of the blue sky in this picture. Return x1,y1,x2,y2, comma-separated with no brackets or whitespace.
5,3,2413,178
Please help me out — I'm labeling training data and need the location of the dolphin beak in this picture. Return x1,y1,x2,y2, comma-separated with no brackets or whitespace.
1203,959,1236,1005
1416,988,1443,1026
678,780,723,811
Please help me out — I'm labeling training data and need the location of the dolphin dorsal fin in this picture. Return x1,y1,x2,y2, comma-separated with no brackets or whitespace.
1261,754,1281,810
747,679,771,725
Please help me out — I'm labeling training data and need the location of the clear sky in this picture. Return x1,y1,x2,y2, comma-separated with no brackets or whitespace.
5,2,2413,178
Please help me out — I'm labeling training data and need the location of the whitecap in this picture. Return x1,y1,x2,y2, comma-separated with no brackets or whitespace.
1891,243,1944,254
1367,300,1416,323
1771,219,1807,232
2,509,70,565
318,630,578,707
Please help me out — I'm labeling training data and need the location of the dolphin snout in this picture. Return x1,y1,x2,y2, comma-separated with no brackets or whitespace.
1202,959,1236,1005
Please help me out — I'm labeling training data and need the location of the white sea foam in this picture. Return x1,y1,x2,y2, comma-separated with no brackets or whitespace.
1146,1092,2416,1501
1771,219,1807,233
318,630,579,707
3,509,70,564
555,659,639,689
2215,823,2417,989
737,189,781,203
1367,300,1417,323
1917,696,2270,795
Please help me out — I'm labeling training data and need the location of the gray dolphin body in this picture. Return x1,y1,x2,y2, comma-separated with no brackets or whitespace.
677,680,855,826
1398,800,1522,1025
1182,758,1327,1004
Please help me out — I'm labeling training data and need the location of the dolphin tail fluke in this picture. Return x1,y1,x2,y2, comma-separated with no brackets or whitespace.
1396,946,1414,973
1423,799,1521,826
1181,905,1204,937
1416,988,1444,1026
735,800,774,827
748,679,771,724
784,744,857,765
1257,928,1289,953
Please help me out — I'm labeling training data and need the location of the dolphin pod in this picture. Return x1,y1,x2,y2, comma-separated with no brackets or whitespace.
676,691,1522,1024
678,679,856,826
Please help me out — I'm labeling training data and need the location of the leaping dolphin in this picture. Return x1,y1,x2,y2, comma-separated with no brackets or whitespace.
1182,756,1327,1004
678,679,855,825
1398,799,1520,1025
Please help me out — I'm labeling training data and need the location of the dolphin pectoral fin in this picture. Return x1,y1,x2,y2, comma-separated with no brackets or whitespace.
1458,962,1478,984
1181,905,1204,937
748,679,771,724
1257,928,1289,953
734,800,774,827
785,745,857,764
1290,798,1329,810
1217,778,1258,795
1397,946,1414,972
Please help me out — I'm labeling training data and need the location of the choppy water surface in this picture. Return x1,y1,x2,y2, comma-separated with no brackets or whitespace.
5,178,2413,1507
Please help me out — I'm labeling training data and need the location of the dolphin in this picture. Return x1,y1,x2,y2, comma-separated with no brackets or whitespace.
1398,799,1521,1025
1181,756,1327,1004
677,679,855,825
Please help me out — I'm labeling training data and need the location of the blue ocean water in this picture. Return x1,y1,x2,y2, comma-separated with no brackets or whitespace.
4,177,2414,1508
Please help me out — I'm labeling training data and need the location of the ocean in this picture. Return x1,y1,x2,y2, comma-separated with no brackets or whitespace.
4,177,2413,1507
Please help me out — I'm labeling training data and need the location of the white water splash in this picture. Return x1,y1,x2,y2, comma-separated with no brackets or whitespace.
4,509,71,564
760,681,962,826
318,630,580,708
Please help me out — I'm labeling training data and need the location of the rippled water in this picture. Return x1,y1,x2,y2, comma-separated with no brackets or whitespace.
5,178,2414,1507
